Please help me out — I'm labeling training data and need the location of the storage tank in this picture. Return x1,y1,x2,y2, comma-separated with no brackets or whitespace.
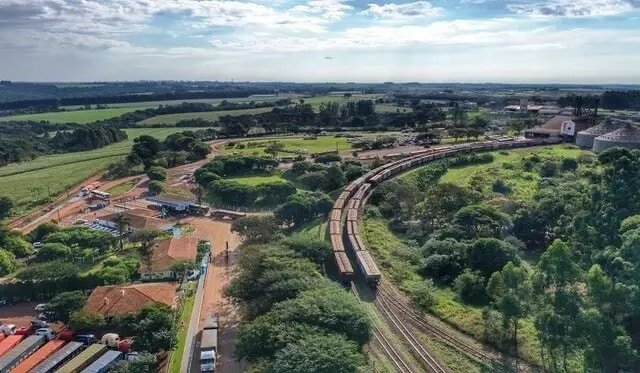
592,125,640,153
575,118,620,149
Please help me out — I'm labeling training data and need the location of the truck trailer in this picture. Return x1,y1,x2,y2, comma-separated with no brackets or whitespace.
55,343,107,373
12,339,66,373
80,350,123,373
0,335,45,372
0,335,24,358
31,341,84,373
200,315,219,372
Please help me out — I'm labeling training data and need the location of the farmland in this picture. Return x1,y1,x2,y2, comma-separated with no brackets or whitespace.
0,127,201,215
0,107,137,124
138,107,273,126
62,95,288,110
226,136,352,157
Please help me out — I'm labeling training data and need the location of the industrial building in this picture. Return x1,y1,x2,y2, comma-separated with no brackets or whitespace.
576,118,640,153
524,115,589,139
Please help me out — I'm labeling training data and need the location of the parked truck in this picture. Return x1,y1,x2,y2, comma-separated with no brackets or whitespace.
80,350,122,373
55,343,107,373
0,334,45,372
200,314,219,372
11,339,66,373
31,341,84,373
0,335,24,358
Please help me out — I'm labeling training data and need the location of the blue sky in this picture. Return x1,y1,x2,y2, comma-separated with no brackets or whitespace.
0,0,639,83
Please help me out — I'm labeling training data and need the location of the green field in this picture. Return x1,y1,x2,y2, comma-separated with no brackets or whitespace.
62,96,287,110
226,175,287,186
0,107,138,124
227,136,352,157
301,94,380,108
0,127,201,215
139,107,273,126
107,178,141,196
375,104,411,113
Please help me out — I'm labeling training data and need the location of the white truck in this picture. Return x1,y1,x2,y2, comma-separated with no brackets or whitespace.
200,314,218,372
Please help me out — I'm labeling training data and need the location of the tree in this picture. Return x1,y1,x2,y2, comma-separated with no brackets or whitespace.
539,161,558,177
410,280,437,311
266,333,364,373
170,260,197,277
35,242,72,262
487,262,532,363
146,166,167,181
231,215,280,244
467,238,518,276
264,141,286,156
281,236,332,267
130,229,164,260
0,196,13,219
126,303,175,353
68,310,106,331
0,249,17,276
454,270,488,305
113,213,131,250
30,222,60,242
322,165,347,192
148,180,164,195
561,158,579,172
45,291,87,322
110,352,157,373
453,204,512,238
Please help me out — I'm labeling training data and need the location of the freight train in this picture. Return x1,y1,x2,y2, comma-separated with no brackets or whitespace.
328,138,562,286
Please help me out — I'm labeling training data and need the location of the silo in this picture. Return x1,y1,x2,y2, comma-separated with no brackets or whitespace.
592,125,640,153
575,118,620,149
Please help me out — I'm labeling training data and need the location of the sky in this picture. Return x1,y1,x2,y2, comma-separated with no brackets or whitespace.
0,0,639,83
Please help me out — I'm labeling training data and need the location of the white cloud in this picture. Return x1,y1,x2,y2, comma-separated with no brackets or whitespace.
508,0,637,17
364,1,443,21
291,0,353,21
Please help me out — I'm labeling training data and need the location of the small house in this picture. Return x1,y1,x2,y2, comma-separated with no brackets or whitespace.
83,282,179,318
140,237,198,281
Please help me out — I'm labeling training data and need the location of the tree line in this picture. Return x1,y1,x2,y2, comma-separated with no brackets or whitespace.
0,122,127,166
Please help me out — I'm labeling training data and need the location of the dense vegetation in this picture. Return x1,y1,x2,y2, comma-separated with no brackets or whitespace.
227,227,371,372
369,146,640,371
0,122,127,166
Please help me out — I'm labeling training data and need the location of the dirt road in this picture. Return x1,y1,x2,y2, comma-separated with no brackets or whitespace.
186,217,244,373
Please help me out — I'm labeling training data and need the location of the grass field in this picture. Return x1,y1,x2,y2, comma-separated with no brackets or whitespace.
0,127,201,216
0,107,138,124
62,96,287,110
227,136,352,157
301,94,380,108
169,282,197,373
226,175,287,186
138,107,273,125
375,104,411,113
107,178,141,196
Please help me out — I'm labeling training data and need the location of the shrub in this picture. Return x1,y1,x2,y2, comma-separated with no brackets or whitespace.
148,180,164,195
453,270,488,305
539,161,558,177
410,280,437,312
16,261,80,281
315,153,341,164
146,166,167,181
561,158,579,172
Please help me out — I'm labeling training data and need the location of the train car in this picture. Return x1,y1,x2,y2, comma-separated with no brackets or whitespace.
0,335,45,372
330,208,342,222
355,251,382,285
12,339,66,373
330,234,345,252
346,208,359,223
55,343,107,373
0,335,24,358
347,232,360,252
80,350,123,373
31,342,84,373
334,251,354,282
329,220,341,236
346,220,357,237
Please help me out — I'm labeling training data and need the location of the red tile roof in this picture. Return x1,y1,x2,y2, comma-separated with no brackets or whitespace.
140,237,198,274
84,282,178,317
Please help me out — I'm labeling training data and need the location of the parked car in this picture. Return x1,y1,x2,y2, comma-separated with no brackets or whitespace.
31,319,49,329
35,303,48,312
75,333,97,345
36,327,56,340
1,324,17,335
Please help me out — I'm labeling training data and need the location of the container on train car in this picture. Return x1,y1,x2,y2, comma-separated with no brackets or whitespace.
12,339,66,373
329,221,341,236
356,250,382,285
0,334,45,372
330,234,345,252
31,341,84,373
346,208,358,222
333,251,354,282
330,208,342,222
55,343,107,373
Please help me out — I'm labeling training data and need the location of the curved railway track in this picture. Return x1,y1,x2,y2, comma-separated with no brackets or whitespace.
330,139,561,371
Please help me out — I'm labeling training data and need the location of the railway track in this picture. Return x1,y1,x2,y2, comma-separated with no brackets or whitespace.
378,285,509,368
375,290,449,373
350,283,417,373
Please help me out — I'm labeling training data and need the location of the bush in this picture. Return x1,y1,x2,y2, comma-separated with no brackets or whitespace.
68,310,106,331
16,261,80,281
492,179,511,194
410,280,437,312
539,161,558,177
148,180,164,195
35,243,73,262
467,238,518,276
0,250,18,276
561,158,579,172
146,166,167,181
314,153,341,164
453,270,488,305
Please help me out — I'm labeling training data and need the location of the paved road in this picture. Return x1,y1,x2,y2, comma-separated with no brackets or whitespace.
181,257,208,372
